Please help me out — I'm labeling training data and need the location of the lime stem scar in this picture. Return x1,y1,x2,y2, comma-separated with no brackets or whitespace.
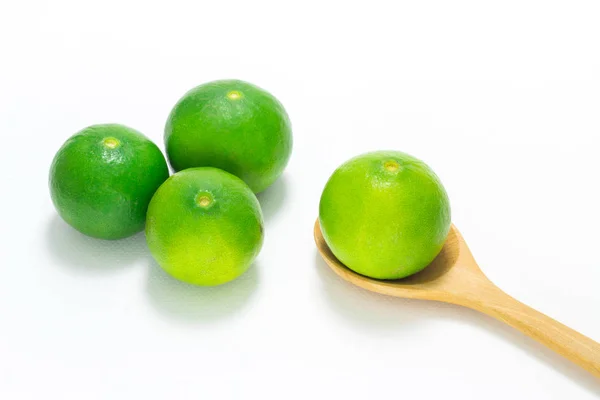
103,137,120,149
384,160,400,172
227,90,243,100
198,196,211,207
195,192,215,208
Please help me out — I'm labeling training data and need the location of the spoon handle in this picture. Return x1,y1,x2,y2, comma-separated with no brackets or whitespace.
468,287,600,378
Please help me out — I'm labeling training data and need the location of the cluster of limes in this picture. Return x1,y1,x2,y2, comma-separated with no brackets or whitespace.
51,79,452,285
50,80,292,286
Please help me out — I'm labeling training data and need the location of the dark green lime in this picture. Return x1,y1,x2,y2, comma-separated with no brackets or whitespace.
165,79,292,193
50,124,169,239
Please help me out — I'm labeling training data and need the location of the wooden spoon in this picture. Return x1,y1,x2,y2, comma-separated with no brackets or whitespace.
314,220,600,378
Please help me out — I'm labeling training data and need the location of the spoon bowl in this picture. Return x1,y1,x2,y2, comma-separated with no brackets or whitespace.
314,219,600,378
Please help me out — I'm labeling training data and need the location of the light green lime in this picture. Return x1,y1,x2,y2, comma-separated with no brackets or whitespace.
319,151,451,280
146,167,264,286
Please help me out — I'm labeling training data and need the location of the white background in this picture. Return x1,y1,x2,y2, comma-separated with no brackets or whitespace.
1,1,599,399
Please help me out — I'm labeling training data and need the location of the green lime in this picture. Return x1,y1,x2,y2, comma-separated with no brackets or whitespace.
49,124,169,240
146,167,264,286
165,79,292,193
319,151,451,280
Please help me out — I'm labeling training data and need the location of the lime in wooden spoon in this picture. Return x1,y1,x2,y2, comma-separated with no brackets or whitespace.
314,220,600,378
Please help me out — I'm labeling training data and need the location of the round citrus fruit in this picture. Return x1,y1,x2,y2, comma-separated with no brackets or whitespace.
164,79,292,193
146,167,264,286
49,124,169,240
319,151,451,280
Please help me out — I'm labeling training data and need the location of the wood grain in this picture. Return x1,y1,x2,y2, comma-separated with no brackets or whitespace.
314,219,600,378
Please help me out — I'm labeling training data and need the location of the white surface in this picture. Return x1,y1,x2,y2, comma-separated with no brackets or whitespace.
1,1,600,399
